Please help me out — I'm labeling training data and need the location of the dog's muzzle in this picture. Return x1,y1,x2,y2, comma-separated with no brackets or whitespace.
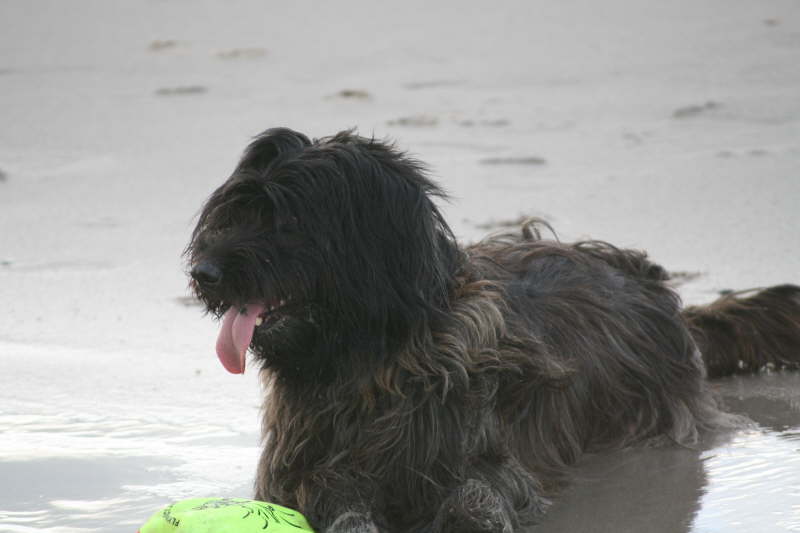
191,260,223,286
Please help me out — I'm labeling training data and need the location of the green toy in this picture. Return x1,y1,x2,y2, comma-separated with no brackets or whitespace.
138,497,314,533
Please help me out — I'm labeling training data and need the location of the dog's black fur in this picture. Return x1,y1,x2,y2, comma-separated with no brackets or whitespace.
186,128,800,533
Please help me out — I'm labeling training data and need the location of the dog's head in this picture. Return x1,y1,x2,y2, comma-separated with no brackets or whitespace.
186,128,461,381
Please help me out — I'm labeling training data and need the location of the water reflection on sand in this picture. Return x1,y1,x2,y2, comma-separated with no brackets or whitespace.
534,372,800,533
1,356,798,533
0,342,261,533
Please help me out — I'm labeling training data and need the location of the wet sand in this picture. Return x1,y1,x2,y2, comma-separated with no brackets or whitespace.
1,0,799,531
535,373,800,532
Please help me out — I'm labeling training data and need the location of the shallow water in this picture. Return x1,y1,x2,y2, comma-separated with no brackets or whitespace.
0,342,263,533
2,359,798,532
534,373,800,533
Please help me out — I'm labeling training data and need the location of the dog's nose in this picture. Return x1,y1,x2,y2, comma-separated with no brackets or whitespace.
191,261,223,285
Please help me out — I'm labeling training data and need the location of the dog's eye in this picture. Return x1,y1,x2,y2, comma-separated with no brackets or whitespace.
276,216,300,233
274,216,305,246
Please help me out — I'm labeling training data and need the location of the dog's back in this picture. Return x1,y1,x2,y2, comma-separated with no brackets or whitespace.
468,232,717,478
465,222,800,467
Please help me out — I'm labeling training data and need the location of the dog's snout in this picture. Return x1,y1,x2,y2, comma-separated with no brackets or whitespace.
191,261,223,285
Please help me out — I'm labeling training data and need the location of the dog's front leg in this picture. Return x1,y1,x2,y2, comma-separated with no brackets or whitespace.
312,500,383,533
324,510,381,533
296,479,385,533
430,479,514,533
301,496,384,533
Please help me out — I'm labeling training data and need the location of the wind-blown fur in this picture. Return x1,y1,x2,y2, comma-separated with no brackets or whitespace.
186,128,800,533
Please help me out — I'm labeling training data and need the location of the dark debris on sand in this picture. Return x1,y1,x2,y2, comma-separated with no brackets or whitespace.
155,86,208,96
479,156,547,166
387,115,439,127
329,89,371,100
672,101,721,119
148,40,179,51
472,214,552,231
668,270,704,285
216,48,267,60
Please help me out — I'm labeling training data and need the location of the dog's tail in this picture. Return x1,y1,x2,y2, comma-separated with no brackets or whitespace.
682,284,800,378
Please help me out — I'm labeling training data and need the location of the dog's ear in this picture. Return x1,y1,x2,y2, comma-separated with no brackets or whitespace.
382,168,461,309
237,128,312,175
321,133,462,313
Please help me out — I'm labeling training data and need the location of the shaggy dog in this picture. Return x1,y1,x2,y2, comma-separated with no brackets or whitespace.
186,128,800,533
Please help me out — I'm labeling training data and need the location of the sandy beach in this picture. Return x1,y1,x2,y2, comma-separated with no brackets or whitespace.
1,0,799,531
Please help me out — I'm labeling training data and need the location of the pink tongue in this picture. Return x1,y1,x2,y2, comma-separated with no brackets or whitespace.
215,304,265,374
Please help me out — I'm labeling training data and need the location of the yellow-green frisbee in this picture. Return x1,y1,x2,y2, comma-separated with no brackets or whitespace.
138,497,314,533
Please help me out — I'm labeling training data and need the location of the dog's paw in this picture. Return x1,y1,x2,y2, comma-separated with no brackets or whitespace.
326,511,380,533
432,480,513,533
